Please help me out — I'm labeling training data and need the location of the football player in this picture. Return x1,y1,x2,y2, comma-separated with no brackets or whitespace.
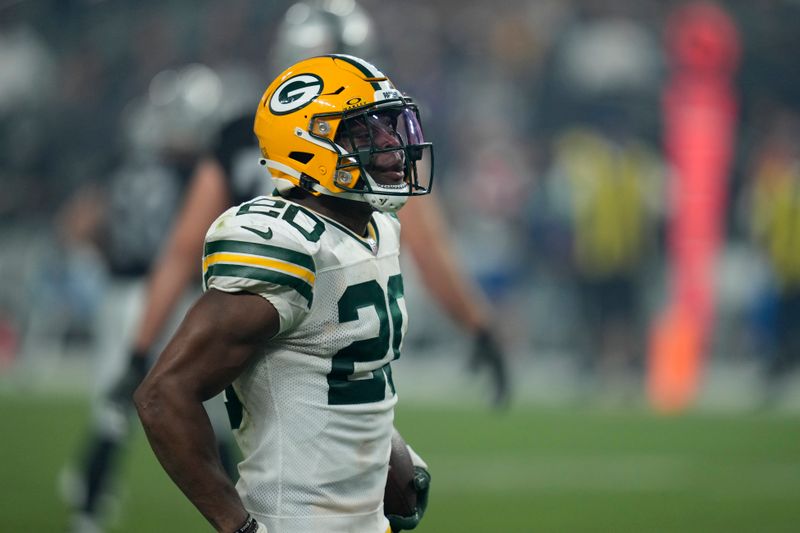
69,2,506,530
135,55,431,533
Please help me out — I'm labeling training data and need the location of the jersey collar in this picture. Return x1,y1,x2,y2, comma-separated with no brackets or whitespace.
316,211,381,255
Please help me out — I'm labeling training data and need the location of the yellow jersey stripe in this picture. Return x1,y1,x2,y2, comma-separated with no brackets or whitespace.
203,252,316,285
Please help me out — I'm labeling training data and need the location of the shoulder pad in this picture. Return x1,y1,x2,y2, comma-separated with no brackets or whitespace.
207,197,326,249
203,199,321,327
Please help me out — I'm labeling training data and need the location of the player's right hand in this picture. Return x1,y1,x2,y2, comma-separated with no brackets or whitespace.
106,350,150,411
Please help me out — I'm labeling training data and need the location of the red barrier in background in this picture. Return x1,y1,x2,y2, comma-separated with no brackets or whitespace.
648,1,740,413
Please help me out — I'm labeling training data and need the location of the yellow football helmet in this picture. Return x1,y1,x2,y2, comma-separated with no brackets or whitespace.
253,54,433,212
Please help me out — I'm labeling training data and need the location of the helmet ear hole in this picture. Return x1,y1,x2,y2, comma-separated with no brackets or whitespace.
289,151,314,164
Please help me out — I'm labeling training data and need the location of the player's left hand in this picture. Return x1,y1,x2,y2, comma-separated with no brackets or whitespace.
469,328,511,409
387,466,431,532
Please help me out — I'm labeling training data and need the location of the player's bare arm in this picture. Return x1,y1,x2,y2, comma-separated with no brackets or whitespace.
134,288,279,532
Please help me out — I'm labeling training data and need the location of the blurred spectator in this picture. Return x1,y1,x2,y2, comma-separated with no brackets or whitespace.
743,109,800,398
538,0,664,140
0,13,56,219
0,19,55,113
19,183,107,371
539,123,664,398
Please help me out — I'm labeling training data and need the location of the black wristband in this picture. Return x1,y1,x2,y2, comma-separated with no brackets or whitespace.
232,515,259,533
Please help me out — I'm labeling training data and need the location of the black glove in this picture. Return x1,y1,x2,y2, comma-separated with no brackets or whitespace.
106,350,150,411
469,329,510,409
387,466,431,532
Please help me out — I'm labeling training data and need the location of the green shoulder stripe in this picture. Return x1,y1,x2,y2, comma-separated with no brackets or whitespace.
205,239,315,272
205,264,313,306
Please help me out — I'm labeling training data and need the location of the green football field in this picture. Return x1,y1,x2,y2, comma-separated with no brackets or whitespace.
1,393,799,532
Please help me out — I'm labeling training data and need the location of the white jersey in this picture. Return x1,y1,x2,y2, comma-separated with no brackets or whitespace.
202,195,407,533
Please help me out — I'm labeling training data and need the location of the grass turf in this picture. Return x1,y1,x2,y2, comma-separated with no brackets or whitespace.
1,394,798,532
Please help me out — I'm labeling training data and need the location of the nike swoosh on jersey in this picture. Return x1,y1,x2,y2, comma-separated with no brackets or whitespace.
242,226,273,240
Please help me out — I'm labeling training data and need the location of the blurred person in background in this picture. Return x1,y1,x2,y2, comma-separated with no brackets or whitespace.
744,108,800,403
530,2,665,400
0,4,56,218
0,2,59,359
21,184,107,369
541,122,664,400
61,64,245,533
537,1,663,140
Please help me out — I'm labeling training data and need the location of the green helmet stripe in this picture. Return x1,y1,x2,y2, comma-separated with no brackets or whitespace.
326,54,383,90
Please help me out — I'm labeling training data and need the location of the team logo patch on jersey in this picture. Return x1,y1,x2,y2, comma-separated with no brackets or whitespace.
269,74,323,115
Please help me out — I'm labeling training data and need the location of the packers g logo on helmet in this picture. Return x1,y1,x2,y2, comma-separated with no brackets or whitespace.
269,74,323,115
253,54,434,213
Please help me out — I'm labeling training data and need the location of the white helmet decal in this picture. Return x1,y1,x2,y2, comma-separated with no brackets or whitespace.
269,74,323,115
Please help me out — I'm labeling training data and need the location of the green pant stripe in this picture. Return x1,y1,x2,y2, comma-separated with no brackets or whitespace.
205,239,315,272
205,263,313,306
